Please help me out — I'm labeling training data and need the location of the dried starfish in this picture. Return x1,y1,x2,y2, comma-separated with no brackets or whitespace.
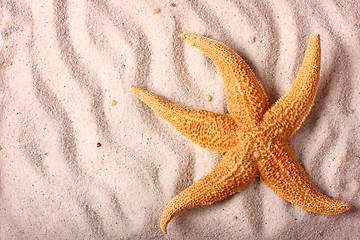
131,33,350,234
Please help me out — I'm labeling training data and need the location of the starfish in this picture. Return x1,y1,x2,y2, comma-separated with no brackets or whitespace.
131,33,350,234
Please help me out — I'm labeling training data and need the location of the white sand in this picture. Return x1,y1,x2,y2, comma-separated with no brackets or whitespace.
1,1,359,239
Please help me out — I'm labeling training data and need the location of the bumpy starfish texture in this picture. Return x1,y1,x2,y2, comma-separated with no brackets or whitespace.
131,33,350,234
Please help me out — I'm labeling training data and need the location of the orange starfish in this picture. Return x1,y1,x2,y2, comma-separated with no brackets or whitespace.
131,33,350,234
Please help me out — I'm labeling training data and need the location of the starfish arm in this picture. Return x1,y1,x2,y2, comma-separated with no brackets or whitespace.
262,35,321,140
131,86,239,154
179,33,268,127
258,140,350,215
160,147,258,234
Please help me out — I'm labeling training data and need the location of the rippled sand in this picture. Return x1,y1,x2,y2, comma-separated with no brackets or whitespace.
1,1,359,239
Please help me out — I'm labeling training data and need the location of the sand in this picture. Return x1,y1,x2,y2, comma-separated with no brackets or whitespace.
1,0,359,239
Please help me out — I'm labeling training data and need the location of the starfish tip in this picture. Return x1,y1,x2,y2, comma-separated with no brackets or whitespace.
308,34,321,47
342,201,351,212
130,85,140,94
178,32,199,46
177,33,187,39
329,200,351,214
310,34,320,39
160,222,167,234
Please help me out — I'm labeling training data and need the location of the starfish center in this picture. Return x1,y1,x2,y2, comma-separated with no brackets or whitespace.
253,151,261,159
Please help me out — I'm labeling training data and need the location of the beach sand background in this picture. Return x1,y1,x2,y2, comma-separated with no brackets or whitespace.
1,0,359,239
